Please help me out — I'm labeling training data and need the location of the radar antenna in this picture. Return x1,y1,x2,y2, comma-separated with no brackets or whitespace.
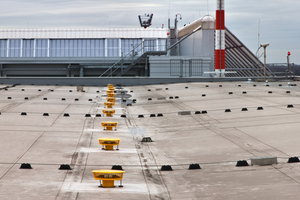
138,13,153,28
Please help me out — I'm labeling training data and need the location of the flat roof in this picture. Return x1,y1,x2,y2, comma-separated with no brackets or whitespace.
0,81,300,199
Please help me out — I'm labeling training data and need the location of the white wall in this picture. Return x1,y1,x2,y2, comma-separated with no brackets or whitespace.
179,29,215,72
0,28,169,39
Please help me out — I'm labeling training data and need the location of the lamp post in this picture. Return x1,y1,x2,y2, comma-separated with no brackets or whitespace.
260,43,269,81
174,13,182,31
287,51,291,77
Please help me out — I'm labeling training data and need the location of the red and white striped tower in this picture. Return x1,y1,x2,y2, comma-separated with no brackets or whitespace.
215,0,225,77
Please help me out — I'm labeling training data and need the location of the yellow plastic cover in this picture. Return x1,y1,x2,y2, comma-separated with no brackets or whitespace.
99,138,120,141
92,170,124,173
101,122,118,127
107,93,116,97
104,102,115,105
102,109,115,114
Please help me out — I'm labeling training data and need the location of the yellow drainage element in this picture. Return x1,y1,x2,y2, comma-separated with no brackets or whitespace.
108,87,115,91
107,93,116,97
106,97,116,102
92,169,124,188
101,121,118,131
104,102,115,108
107,84,114,89
102,109,115,117
106,90,114,94
98,138,120,150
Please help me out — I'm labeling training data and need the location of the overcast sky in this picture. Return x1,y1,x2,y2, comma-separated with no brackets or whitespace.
0,0,299,64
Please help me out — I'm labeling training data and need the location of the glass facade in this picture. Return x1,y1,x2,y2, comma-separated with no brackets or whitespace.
22,39,34,57
0,40,7,57
9,39,21,57
107,39,119,57
0,38,167,58
35,39,48,57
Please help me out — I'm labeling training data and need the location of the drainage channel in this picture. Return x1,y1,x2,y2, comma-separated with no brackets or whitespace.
55,91,101,200
124,106,171,200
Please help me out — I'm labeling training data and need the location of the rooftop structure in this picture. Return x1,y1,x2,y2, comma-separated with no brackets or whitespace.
0,12,273,78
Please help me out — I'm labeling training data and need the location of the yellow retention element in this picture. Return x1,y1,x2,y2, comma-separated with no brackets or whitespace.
101,121,117,131
104,102,115,108
106,97,116,102
102,109,115,117
92,169,124,188
107,84,114,89
107,93,116,97
99,138,120,150
106,90,114,94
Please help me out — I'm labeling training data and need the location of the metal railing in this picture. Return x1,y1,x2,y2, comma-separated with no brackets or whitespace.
170,59,204,77
100,40,167,77
99,41,145,77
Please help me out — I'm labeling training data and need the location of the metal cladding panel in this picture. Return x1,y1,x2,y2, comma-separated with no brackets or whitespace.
201,30,215,58
149,57,172,77
179,29,214,70
149,56,212,77
0,29,169,39
179,35,196,56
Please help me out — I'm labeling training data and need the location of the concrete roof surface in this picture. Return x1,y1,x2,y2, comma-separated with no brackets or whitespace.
0,81,300,200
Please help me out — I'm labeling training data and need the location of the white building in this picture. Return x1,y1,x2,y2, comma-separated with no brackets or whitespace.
0,15,271,78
